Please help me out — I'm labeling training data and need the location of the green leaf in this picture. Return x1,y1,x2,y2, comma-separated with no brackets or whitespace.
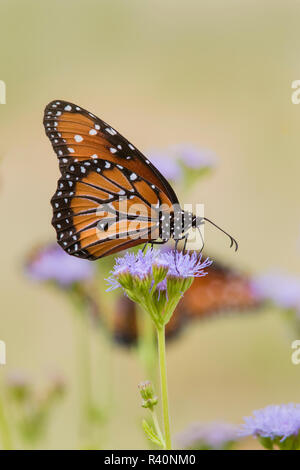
142,419,164,448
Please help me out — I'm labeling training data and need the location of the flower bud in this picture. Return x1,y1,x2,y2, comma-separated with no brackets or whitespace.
138,381,158,411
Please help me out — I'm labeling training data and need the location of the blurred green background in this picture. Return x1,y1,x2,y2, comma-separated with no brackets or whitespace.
1,0,300,449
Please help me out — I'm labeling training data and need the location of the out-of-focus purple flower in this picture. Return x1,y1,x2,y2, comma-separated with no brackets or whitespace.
6,371,32,402
176,421,240,450
240,404,300,442
6,371,30,388
173,144,217,170
26,243,94,287
106,249,212,292
46,373,66,398
146,144,217,183
251,271,300,311
146,150,181,181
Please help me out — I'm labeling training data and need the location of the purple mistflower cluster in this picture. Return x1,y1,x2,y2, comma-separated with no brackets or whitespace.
251,271,300,311
172,143,217,170
176,421,239,450
106,249,212,292
6,371,31,390
26,243,94,287
240,404,300,442
146,144,217,182
146,151,181,181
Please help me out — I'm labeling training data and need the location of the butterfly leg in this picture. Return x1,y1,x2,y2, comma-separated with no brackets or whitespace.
174,239,180,274
183,234,189,254
143,239,168,252
150,239,168,244
150,239,168,249
197,226,205,253
142,242,149,253
174,234,190,272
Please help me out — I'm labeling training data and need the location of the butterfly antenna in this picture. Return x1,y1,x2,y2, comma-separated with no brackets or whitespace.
203,217,238,252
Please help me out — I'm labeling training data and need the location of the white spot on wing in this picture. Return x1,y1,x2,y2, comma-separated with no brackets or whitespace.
106,127,117,136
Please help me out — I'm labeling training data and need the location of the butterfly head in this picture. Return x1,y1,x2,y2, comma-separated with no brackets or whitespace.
192,215,204,229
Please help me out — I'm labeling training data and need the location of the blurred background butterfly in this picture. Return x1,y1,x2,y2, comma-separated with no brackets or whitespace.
112,252,261,345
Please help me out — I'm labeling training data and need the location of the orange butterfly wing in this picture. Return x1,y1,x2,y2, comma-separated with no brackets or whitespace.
44,100,179,259
43,100,179,204
178,260,260,319
51,158,173,259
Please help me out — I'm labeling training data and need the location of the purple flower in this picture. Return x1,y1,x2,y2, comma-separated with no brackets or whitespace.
176,421,239,450
26,243,94,287
240,404,300,442
146,150,181,181
146,144,217,182
107,249,212,329
106,249,212,292
172,144,217,170
157,250,212,278
6,371,32,401
251,271,300,311
6,371,31,389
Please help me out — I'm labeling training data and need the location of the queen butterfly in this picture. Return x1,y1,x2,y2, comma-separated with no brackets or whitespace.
44,100,238,259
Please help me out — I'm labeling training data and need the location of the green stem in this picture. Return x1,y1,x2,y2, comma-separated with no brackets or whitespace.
151,409,166,449
137,309,157,382
156,326,172,450
0,383,13,450
74,310,93,442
